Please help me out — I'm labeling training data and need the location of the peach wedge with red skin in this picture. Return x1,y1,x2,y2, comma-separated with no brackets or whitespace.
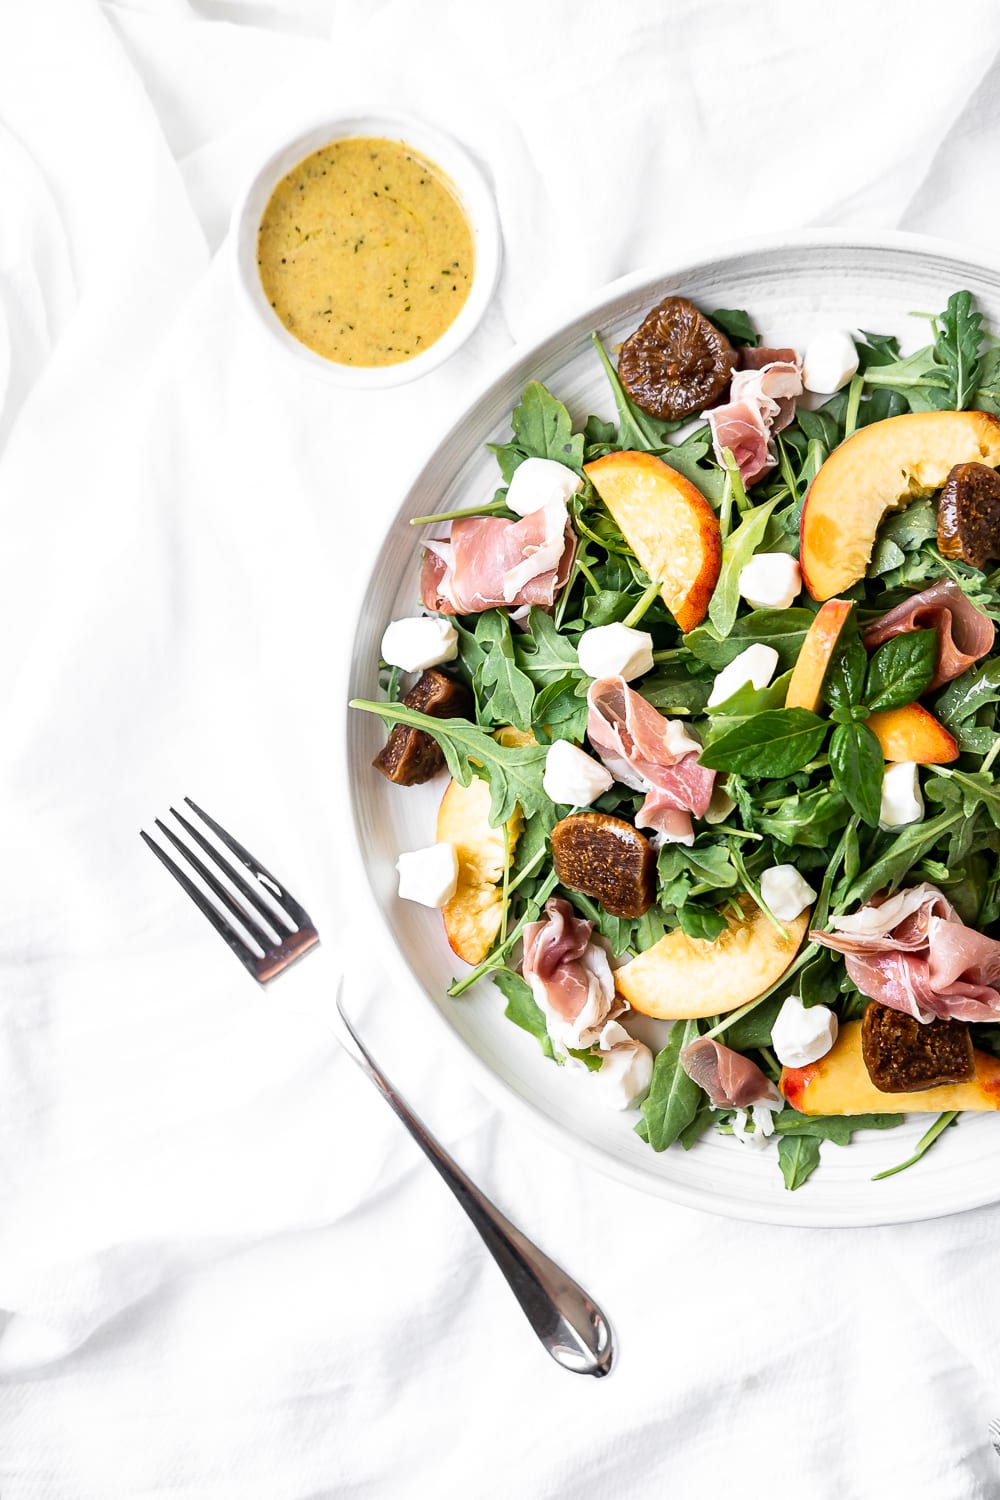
781,1020,1000,1115
784,599,854,711
800,409,1000,601
865,702,958,764
584,450,721,633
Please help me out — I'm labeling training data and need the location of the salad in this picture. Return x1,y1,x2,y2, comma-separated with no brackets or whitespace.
352,287,1000,1191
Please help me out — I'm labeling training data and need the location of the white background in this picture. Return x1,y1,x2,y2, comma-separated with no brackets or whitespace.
4,2,1000,1497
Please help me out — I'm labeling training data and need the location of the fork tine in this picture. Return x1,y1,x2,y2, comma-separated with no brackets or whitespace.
168,805,295,935
183,798,314,929
154,817,278,954
140,829,263,979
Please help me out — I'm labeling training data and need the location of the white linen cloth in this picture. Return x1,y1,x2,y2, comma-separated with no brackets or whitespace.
4,2,1000,1495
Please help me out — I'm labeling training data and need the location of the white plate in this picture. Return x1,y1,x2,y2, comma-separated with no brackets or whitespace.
345,229,1000,1227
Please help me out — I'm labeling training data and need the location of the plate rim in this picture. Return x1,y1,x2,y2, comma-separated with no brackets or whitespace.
342,227,1000,1228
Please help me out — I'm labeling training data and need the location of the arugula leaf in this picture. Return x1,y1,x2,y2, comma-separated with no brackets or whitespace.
590,331,681,452
475,611,536,731
685,608,815,670
707,494,782,637
641,668,712,716
864,629,937,711
639,1019,704,1152
777,1133,822,1190
861,344,949,411
657,426,727,504
935,290,984,410
773,1111,904,1147
676,905,730,941
350,700,549,825
699,709,828,778
490,380,585,479
491,969,555,1060
756,785,851,848
842,806,966,905
933,657,1000,726
871,1111,959,1180
709,308,759,347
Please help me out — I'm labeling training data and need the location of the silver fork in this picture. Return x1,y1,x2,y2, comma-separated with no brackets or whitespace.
142,798,614,1378
990,1417,1000,1455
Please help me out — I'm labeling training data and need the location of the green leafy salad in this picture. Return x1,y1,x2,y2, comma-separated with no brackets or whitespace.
353,289,1000,1191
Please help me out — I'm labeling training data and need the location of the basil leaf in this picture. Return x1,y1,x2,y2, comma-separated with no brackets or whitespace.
639,1018,703,1152
864,628,937,711
699,709,827,778
491,969,555,1060
829,721,884,827
822,619,865,710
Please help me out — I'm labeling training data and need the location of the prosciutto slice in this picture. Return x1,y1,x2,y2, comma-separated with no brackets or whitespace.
521,896,622,1051
811,883,1000,1024
586,677,716,844
420,500,575,615
861,580,994,690
680,1036,783,1109
705,357,803,487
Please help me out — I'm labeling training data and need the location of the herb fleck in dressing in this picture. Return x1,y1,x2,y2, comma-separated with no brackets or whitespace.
257,137,475,367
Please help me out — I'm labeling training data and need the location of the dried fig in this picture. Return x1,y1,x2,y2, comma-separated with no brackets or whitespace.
550,812,655,918
860,1001,974,1092
618,296,737,420
372,669,472,786
937,461,1000,568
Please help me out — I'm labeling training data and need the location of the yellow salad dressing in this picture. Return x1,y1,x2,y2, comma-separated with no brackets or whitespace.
257,136,475,367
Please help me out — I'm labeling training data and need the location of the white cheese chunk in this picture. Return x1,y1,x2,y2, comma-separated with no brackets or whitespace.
505,456,583,516
395,843,459,907
880,761,924,829
738,552,802,611
707,643,780,707
801,330,860,395
543,739,614,807
760,864,817,922
381,615,458,673
577,622,655,682
593,1020,654,1110
771,993,839,1068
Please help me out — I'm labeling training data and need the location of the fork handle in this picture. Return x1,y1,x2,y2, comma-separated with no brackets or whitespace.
336,999,614,1377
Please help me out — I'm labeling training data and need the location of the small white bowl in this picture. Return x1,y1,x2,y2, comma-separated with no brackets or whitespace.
231,113,502,388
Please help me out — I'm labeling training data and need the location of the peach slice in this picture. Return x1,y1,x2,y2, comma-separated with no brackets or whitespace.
437,775,523,965
784,599,854,711
865,703,958,764
800,410,1000,600
781,1020,1000,1115
614,896,810,1020
436,726,532,966
584,450,721,632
